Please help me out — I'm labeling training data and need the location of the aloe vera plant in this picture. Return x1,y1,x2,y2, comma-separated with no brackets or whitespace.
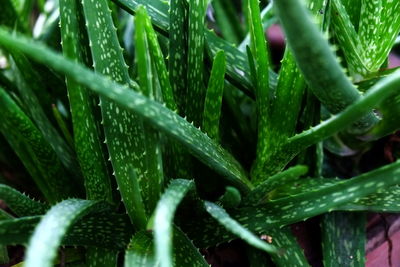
1,0,400,266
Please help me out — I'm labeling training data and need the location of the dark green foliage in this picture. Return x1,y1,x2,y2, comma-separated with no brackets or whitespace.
1,0,400,266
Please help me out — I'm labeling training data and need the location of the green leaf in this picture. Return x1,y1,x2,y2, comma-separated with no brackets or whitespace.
59,0,113,202
111,0,277,97
239,2,276,51
154,179,194,267
186,0,207,126
0,87,78,203
204,201,278,254
141,7,177,112
0,213,132,248
169,0,188,113
112,0,169,31
135,5,164,215
184,160,400,246
274,0,378,134
125,167,147,230
0,216,39,246
202,50,226,141
218,186,242,209
0,0,19,29
0,184,49,216
9,53,82,179
82,0,154,221
170,226,209,267
271,50,306,139
125,227,208,267
331,0,367,76
243,165,308,206
263,68,400,175
125,231,157,267
247,0,271,183
338,185,400,212
268,228,310,267
212,0,243,44
358,1,400,72
340,0,361,31
0,28,253,193
25,199,109,267
322,212,365,267
86,248,118,267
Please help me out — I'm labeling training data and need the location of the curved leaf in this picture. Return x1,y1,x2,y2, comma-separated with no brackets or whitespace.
204,201,278,254
25,199,109,267
154,179,194,267
274,0,378,134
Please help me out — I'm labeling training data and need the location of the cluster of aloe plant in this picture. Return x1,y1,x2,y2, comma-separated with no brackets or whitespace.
1,0,400,266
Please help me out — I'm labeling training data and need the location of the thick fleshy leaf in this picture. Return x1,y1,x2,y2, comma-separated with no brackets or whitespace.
186,0,207,126
322,212,366,267
125,227,208,267
202,50,226,141
274,0,378,134
24,199,109,267
153,179,194,267
0,184,49,216
0,28,253,193
0,213,132,248
0,87,79,203
204,201,278,254
183,160,400,246
59,0,113,202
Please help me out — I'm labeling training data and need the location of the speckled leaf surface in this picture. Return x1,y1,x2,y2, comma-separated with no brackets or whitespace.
125,227,208,267
59,0,113,202
125,231,157,267
9,53,82,179
268,227,310,267
184,160,400,246
186,0,207,126
0,212,132,248
202,50,226,141
274,0,378,134
338,185,400,212
204,201,278,254
243,165,308,205
358,0,400,72
86,248,118,267
112,0,277,95
169,0,188,113
262,68,400,175
0,87,77,203
0,216,40,246
0,184,49,216
322,212,365,267
154,179,194,267
82,0,152,221
24,199,109,267
135,6,164,215
331,0,367,75
247,0,272,184
0,28,253,193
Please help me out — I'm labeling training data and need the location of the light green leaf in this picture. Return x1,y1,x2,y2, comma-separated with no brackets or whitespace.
25,199,109,267
204,201,278,254
154,179,194,267
274,0,378,134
